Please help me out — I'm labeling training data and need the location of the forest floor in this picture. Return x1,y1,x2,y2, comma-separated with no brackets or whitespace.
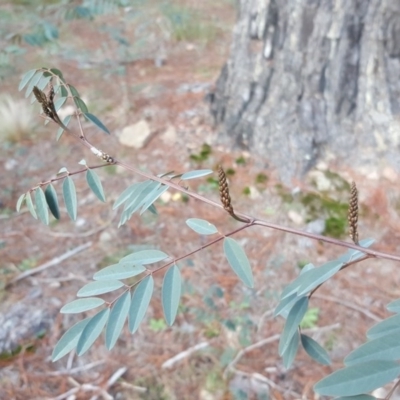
1,2,400,399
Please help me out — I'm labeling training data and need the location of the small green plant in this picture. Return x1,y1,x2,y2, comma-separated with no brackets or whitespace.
148,318,167,332
300,307,319,329
255,172,268,184
14,67,400,399
242,186,250,196
235,156,246,165
190,143,212,163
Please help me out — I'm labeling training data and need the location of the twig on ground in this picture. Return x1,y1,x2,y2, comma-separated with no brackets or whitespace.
106,367,127,388
47,360,105,376
161,341,209,369
9,242,92,285
229,368,300,398
312,293,381,322
224,323,341,379
45,216,115,238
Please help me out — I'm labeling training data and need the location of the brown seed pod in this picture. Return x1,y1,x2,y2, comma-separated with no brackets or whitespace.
348,181,359,245
218,165,234,216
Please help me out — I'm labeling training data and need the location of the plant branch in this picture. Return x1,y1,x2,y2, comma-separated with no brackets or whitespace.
36,70,400,266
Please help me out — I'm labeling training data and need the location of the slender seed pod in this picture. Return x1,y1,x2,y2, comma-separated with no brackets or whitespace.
218,165,234,216
348,181,359,245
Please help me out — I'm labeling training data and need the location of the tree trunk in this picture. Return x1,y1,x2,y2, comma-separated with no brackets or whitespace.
209,0,400,182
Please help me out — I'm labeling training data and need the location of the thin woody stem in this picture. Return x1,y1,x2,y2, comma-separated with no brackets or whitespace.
37,73,400,265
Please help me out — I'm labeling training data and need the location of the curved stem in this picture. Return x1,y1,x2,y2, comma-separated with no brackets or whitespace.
40,72,400,266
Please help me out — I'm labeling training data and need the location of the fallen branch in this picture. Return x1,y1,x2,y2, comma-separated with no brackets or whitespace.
10,242,92,285
161,341,209,369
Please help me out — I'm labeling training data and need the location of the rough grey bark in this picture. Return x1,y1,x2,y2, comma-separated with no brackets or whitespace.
210,0,400,182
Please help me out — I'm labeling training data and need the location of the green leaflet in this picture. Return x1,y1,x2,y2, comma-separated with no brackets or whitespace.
76,308,110,356
25,71,43,98
119,249,168,265
26,191,37,219
366,313,400,340
45,184,60,219
140,185,168,214
181,169,213,180
278,297,309,356
63,176,77,221
84,112,110,134
282,329,299,369
186,218,218,235
93,263,146,281
301,334,331,365
74,97,88,113
60,297,105,313
34,187,49,225
19,69,37,91
162,265,181,326
77,280,124,297
16,193,26,212
344,331,400,366
57,115,72,141
54,97,67,112
86,169,106,202
314,360,400,396
129,275,154,334
51,317,91,361
223,237,254,288
105,291,131,350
